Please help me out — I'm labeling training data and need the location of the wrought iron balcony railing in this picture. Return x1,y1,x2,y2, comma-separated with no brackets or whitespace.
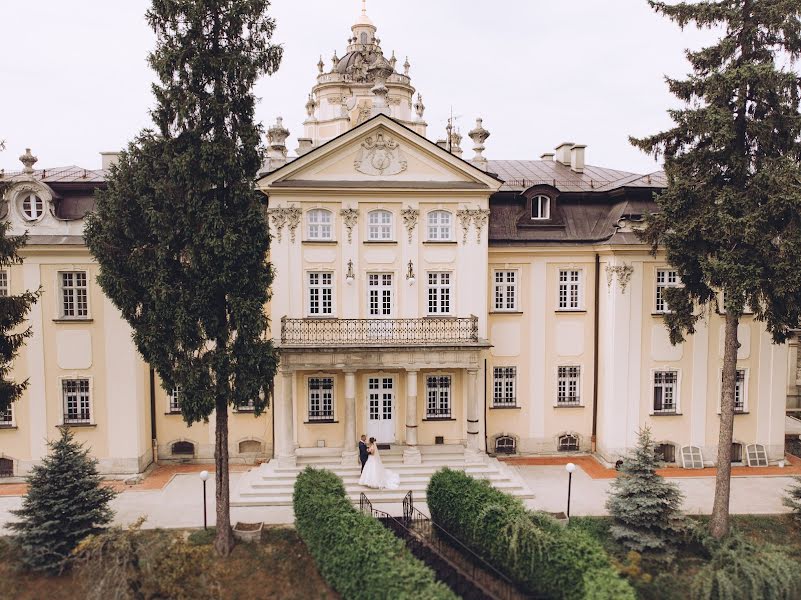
280,316,479,347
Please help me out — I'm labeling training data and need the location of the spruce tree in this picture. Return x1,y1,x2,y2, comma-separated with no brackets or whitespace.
606,427,686,558
783,477,801,524
632,0,801,539
0,220,40,414
7,427,116,574
84,0,282,555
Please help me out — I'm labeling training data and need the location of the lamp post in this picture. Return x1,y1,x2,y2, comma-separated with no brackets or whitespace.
199,470,209,530
565,462,576,519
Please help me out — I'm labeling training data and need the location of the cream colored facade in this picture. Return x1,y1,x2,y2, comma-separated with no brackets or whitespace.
0,7,796,477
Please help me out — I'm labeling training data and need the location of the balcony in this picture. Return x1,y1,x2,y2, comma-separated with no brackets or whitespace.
279,316,480,348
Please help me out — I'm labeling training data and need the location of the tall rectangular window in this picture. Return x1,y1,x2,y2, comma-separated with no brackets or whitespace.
427,272,451,315
493,270,517,311
308,272,333,315
427,211,452,241
0,270,7,297
62,379,91,424
655,269,679,313
168,387,181,414
493,367,517,407
556,366,581,406
368,273,393,316
426,375,452,418
308,377,334,421
0,404,13,427
368,210,393,241
558,269,581,310
730,369,747,413
653,371,678,414
60,271,88,318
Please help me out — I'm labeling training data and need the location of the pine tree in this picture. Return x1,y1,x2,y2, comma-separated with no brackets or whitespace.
632,0,801,539
0,220,40,415
84,0,282,556
7,427,116,574
783,477,801,524
606,427,686,558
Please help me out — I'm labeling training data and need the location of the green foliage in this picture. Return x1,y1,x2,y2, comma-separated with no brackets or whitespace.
690,531,800,600
293,467,457,600
426,468,635,600
0,220,41,414
782,477,801,525
74,519,221,600
6,427,116,574
188,527,217,546
606,427,687,557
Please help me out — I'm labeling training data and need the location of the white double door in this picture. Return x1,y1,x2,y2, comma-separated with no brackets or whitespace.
366,375,396,444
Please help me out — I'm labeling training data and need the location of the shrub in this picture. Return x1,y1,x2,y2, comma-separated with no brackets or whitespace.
690,531,800,600
73,519,221,600
6,427,116,573
293,467,456,600
606,427,687,558
427,468,635,600
782,477,801,524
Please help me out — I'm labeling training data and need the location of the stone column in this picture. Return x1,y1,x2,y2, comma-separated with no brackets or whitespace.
465,368,484,464
276,369,296,467
342,370,359,465
403,370,422,464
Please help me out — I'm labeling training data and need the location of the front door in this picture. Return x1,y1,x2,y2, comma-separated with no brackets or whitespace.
367,376,395,443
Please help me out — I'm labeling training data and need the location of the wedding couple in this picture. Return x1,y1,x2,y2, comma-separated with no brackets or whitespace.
358,435,400,490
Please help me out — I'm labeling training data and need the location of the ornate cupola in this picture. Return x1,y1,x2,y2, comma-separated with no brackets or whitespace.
295,0,426,149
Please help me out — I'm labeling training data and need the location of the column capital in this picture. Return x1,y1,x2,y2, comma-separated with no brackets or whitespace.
406,368,420,375
466,368,479,376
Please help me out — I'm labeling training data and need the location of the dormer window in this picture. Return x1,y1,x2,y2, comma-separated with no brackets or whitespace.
21,193,45,221
531,195,550,220
307,209,333,241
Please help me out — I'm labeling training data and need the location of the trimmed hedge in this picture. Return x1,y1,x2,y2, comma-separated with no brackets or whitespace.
427,468,635,600
293,467,457,600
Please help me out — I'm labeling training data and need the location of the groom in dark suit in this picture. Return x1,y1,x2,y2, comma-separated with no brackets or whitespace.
358,435,369,473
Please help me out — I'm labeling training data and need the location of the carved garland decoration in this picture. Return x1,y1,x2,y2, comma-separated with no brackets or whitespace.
605,264,634,293
267,206,302,243
456,208,491,244
456,209,473,244
354,133,408,176
339,208,359,243
472,209,490,244
400,208,419,243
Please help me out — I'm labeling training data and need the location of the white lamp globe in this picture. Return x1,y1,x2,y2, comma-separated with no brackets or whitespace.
565,462,576,474
199,470,210,482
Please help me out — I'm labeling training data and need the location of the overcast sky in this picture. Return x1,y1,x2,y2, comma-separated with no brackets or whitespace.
1,0,724,174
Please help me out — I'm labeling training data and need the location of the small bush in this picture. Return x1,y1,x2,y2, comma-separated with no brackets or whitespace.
690,531,800,600
782,477,801,525
293,467,456,600
188,527,217,546
427,468,635,600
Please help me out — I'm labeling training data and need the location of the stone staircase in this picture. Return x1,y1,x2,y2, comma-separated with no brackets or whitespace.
231,445,534,507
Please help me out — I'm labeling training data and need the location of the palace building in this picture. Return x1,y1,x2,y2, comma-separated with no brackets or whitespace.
1,6,798,483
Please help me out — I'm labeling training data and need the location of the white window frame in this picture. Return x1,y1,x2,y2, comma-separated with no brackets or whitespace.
531,195,551,220
167,387,181,414
426,272,452,315
307,209,333,241
652,369,680,415
0,402,15,428
307,271,334,316
0,269,8,297
367,210,393,241
493,269,518,312
493,366,517,407
60,377,93,425
58,270,90,319
307,376,335,422
367,272,394,317
556,365,582,406
557,269,583,310
427,210,453,241
717,368,749,414
20,192,45,222
655,268,680,314
425,374,452,419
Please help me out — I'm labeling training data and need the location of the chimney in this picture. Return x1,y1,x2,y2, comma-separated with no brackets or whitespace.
554,142,574,166
570,144,586,173
296,138,314,156
266,117,290,170
100,152,121,171
540,152,555,161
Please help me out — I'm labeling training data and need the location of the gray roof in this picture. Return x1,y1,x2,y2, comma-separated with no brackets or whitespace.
0,166,107,184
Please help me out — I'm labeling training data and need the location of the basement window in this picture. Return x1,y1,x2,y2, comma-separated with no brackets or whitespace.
655,443,676,464
558,434,579,452
0,458,13,477
171,441,195,456
495,436,516,455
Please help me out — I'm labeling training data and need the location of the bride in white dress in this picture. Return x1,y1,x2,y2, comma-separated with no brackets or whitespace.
358,437,400,490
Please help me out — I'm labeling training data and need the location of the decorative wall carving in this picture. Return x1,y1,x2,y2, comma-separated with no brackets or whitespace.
456,209,472,243
267,206,302,243
339,208,359,243
456,208,491,244
400,208,419,243
285,207,302,242
472,209,490,243
354,133,408,176
606,264,634,293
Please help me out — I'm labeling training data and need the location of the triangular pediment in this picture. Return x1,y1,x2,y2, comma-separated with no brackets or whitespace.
258,115,501,191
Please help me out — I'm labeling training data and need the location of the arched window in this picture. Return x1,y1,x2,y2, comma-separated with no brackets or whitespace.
655,443,676,463
427,211,452,241
0,457,12,477
171,441,195,456
531,195,550,220
368,210,393,241
307,209,333,240
558,434,579,452
495,435,516,455
746,443,768,467
21,193,44,221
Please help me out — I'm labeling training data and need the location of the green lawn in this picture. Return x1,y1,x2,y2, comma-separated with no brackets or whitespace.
569,514,801,600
